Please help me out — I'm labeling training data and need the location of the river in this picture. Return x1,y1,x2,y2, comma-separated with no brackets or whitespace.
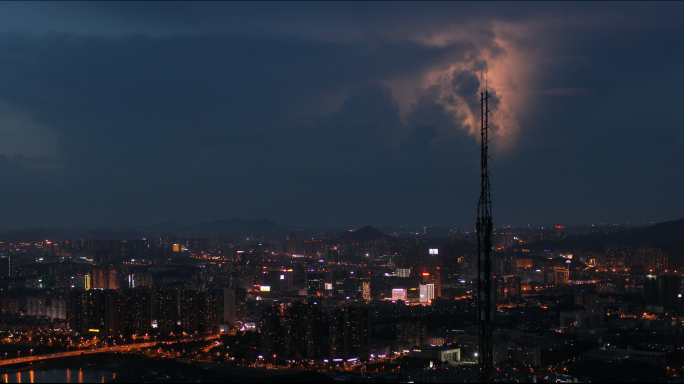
2,368,116,383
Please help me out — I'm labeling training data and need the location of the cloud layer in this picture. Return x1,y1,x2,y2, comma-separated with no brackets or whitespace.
0,3,682,228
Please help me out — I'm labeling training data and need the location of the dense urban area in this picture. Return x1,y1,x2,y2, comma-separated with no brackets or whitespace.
0,218,682,383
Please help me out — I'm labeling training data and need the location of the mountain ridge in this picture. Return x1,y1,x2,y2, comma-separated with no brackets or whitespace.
340,225,398,243
524,218,684,254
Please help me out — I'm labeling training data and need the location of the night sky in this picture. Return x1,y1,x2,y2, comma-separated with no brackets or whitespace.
0,2,682,229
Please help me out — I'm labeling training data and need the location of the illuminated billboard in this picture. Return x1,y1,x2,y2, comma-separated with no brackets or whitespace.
260,286,271,292
392,288,407,301
429,249,439,255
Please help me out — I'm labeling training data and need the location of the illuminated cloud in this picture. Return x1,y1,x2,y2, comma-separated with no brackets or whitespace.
396,22,526,151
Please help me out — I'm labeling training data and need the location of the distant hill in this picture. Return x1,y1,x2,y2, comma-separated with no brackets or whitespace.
147,220,183,235
526,218,684,254
602,218,684,246
340,225,397,243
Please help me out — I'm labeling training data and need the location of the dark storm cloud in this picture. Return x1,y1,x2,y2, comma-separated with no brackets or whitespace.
0,2,682,228
0,29,482,227
0,33,472,172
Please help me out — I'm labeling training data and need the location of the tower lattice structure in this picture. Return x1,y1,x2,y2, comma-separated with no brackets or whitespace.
477,89,494,383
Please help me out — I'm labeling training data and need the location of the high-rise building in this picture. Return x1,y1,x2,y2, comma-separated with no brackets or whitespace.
493,343,509,365
265,268,294,292
27,296,47,317
327,248,339,263
360,270,371,301
495,275,521,302
91,266,120,290
260,305,282,357
203,289,224,334
331,269,348,299
129,273,153,288
645,273,659,302
233,288,246,326
93,251,111,265
48,297,68,320
627,268,647,296
419,284,435,304
68,290,123,338
303,239,324,257
223,288,236,327
292,264,306,289
180,290,224,334
0,257,11,278
460,253,477,281
43,241,55,256
657,274,683,307
287,231,298,255
67,291,86,333
396,268,411,278
72,274,91,290
0,299,20,316
70,290,105,335
560,309,604,330
554,268,569,285
73,240,83,255
283,302,324,359
125,239,150,259
397,321,427,348
514,344,540,367
306,272,326,297
181,291,203,334
503,254,518,275
126,288,152,336
575,291,599,310
329,306,371,360
634,246,668,272
430,272,442,298
392,288,407,301
104,290,126,338
420,269,442,298
32,296,68,320
91,267,108,289
155,287,179,336
108,267,120,289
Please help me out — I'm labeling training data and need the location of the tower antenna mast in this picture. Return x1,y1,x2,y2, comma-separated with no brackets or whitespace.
477,71,494,383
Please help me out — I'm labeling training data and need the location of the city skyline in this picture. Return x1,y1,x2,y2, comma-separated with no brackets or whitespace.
0,3,681,382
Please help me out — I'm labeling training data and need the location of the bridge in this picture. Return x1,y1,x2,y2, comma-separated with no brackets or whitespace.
0,335,219,366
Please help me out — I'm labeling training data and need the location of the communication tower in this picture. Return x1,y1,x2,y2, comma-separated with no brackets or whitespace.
477,84,494,382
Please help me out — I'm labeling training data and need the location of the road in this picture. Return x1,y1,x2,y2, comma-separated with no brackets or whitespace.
0,335,219,366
